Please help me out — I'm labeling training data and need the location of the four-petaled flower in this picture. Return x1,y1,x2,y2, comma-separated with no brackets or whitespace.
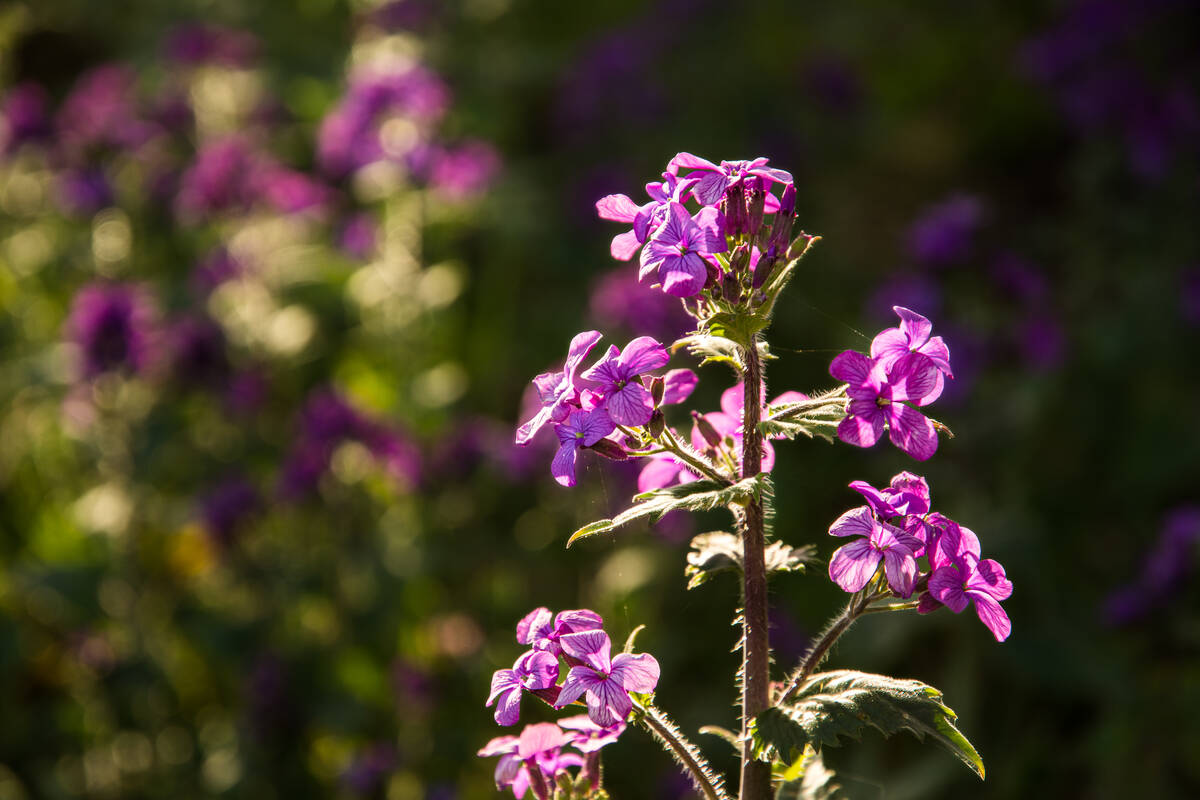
516,607,604,655
848,471,932,519
870,306,953,405
551,408,616,487
828,506,924,597
581,336,670,426
487,650,560,726
640,201,726,297
595,171,696,261
668,153,793,206
478,723,582,799
928,553,1013,642
516,330,602,445
830,350,941,460
554,631,660,727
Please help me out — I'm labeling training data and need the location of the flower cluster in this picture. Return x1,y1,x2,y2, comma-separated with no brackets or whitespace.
827,471,1013,641
483,608,657,796
829,305,954,460
516,332,699,486
596,153,802,301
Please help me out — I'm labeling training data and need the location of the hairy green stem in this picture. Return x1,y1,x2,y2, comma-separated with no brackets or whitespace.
634,700,731,800
661,427,731,485
779,586,891,704
739,336,772,800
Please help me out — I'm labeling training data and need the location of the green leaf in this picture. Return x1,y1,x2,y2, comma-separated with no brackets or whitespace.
567,476,764,547
672,333,744,370
760,390,846,443
749,670,985,780
774,750,846,800
685,531,815,589
705,311,770,348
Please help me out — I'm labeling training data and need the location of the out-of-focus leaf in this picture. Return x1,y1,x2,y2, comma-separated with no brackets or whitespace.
685,531,815,589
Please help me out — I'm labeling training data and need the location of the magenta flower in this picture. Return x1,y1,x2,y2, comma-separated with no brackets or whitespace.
516,607,604,655
580,336,670,426
558,714,626,753
928,554,1013,642
65,283,158,378
478,723,582,799
830,350,941,460
640,202,726,297
551,408,616,487
0,83,52,154
661,369,698,405
667,153,793,206
487,650,560,726
870,306,953,404
827,506,924,597
689,383,807,474
848,471,932,519
555,631,660,727
516,331,602,446
636,448,698,493
595,171,695,261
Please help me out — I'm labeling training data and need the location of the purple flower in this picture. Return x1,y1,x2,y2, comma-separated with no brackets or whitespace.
667,153,793,206
827,506,924,597
829,350,940,460
56,65,157,159
640,202,726,297
928,554,1013,642
57,169,115,216
595,171,694,261
426,140,500,200
558,714,626,753
580,336,670,426
551,408,616,487
1104,506,1200,625
251,163,332,216
848,471,932,519
516,331,603,445
636,446,698,493
516,607,604,655
65,283,158,378
487,650,560,726
198,477,260,548
0,83,52,154
191,247,245,294
175,137,257,219
338,213,378,260
905,194,983,267
869,306,953,404
555,631,660,727
478,724,582,799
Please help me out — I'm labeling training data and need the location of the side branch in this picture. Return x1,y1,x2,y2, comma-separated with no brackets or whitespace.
635,700,731,800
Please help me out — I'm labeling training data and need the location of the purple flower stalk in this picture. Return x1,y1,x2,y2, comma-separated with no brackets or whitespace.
515,331,602,446
487,650,560,726
551,408,616,487
830,350,941,460
580,336,670,426
554,631,660,727
639,201,726,297
827,506,924,597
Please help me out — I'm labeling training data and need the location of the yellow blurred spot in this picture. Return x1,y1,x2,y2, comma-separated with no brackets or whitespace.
112,731,154,773
417,261,464,309
201,749,242,793
596,547,657,599
264,304,316,356
380,117,420,158
387,772,423,800
73,483,133,537
412,362,467,408
4,224,53,276
332,441,374,484
91,209,132,273
169,524,216,580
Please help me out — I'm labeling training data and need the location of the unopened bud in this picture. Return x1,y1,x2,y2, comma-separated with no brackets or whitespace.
649,375,665,406
766,200,796,255
589,438,629,461
622,435,641,449
787,231,817,261
647,409,666,439
692,410,722,448
752,245,779,290
728,242,751,275
721,180,748,236
704,258,721,289
746,177,766,241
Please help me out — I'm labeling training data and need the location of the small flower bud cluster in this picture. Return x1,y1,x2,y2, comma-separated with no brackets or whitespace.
829,306,954,460
827,472,1013,641
481,608,659,798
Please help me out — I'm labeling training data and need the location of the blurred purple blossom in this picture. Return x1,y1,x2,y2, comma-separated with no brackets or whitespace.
0,82,52,154
341,743,399,795
225,369,269,417
163,24,260,68
338,213,378,260
368,0,440,32
1104,506,1200,626
192,247,245,294
168,316,229,387
1018,316,1067,372
57,169,115,216
425,140,500,201
866,274,943,325
588,268,692,342
198,477,261,549
175,137,258,219
905,194,984,267
56,64,157,160
65,283,158,378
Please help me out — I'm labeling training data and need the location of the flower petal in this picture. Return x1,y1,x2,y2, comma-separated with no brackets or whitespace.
928,566,970,613
556,665,601,708
894,306,932,347
969,558,1013,601
606,384,653,426
887,403,938,461
828,539,881,593
560,630,612,671
661,369,698,405
837,412,884,449
828,505,876,538
968,591,1012,642
550,440,579,487
516,607,553,646
487,669,519,706
669,152,720,172
617,336,670,375
886,352,940,404
637,456,684,492
610,652,660,693
610,229,641,261
595,193,640,223
881,547,918,598
518,722,570,759
829,350,876,386
658,252,707,297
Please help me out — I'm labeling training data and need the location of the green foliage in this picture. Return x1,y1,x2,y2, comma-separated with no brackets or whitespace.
774,750,846,800
759,390,846,443
684,531,815,589
567,476,766,547
749,670,985,780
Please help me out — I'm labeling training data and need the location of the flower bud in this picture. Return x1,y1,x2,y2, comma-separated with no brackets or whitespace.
703,257,721,289
787,231,817,261
720,179,748,236
589,438,629,461
622,435,641,449
746,177,766,242
766,189,796,254
648,375,665,406
727,242,751,276
647,409,666,439
722,270,741,303
752,244,778,290
692,410,722,448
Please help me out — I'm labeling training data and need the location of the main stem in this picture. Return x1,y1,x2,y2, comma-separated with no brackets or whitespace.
739,336,771,800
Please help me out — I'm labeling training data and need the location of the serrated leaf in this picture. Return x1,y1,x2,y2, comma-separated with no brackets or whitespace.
685,531,815,589
705,311,771,348
672,333,744,370
749,670,985,780
567,476,764,547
